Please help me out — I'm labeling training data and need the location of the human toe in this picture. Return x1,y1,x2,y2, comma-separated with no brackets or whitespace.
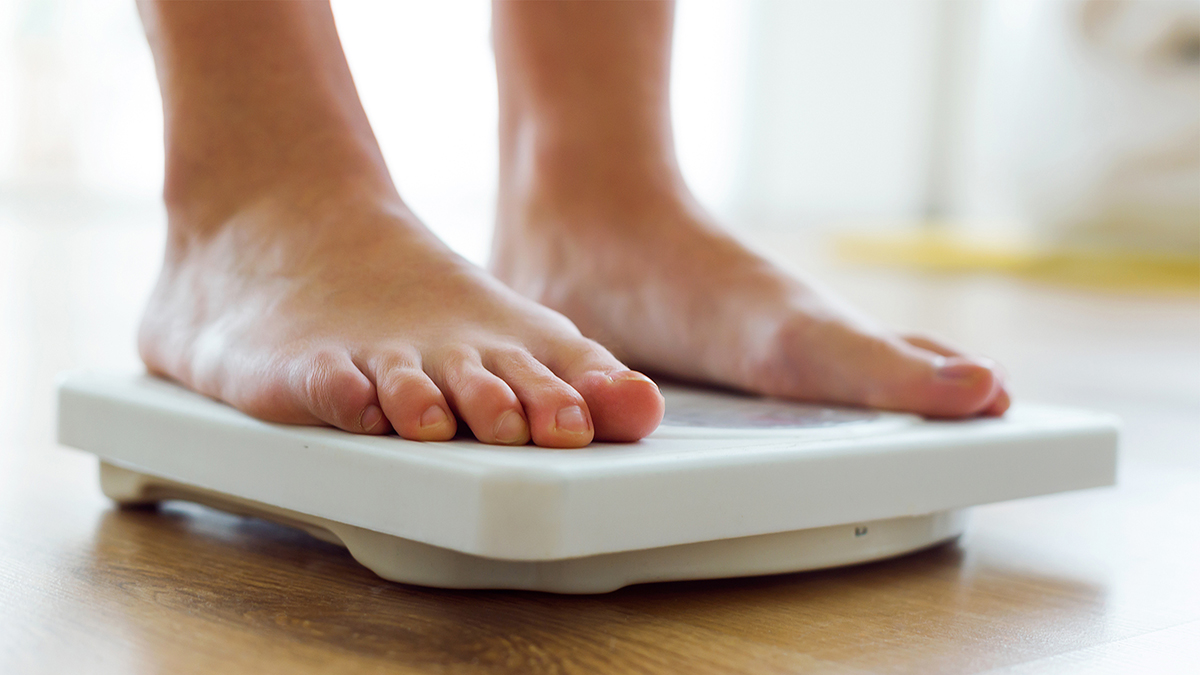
431,353,531,445
484,349,595,448
893,355,1001,418
801,326,999,418
902,333,1010,416
568,369,664,442
546,342,664,442
372,359,457,441
252,350,388,434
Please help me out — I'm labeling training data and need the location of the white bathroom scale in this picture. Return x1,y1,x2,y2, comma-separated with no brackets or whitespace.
57,372,1118,594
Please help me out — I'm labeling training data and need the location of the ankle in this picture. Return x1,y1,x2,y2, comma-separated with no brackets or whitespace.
168,131,391,220
500,121,687,213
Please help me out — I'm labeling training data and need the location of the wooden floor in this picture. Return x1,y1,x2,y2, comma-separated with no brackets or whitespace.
2,198,1198,674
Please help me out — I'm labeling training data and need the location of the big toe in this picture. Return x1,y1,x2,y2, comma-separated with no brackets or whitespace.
901,333,1010,417
570,370,665,442
868,351,1002,418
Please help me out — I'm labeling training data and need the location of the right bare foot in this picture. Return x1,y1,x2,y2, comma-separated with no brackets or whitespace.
139,182,664,447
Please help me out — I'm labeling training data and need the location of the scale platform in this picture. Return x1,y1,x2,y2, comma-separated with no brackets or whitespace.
57,372,1118,594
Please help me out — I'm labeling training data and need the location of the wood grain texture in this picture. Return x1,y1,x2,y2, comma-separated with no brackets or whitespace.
2,215,1198,674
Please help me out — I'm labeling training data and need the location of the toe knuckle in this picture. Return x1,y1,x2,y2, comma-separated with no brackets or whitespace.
440,343,478,363
302,352,367,417
572,340,621,371
492,346,531,369
466,378,518,410
471,375,511,399
380,369,433,403
374,350,420,375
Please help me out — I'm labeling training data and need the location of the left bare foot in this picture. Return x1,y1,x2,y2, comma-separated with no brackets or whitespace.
492,153,1009,418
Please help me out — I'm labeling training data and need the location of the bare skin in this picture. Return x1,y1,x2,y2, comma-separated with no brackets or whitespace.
136,1,665,448
490,1,1009,417
137,1,1007,454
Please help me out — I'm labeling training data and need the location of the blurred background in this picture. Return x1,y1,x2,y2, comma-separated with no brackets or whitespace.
1,0,1197,259
0,0,1197,457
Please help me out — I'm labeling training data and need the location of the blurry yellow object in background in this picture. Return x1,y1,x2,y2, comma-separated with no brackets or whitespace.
833,228,1200,294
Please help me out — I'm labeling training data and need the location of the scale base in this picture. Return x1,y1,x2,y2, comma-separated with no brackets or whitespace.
100,462,967,594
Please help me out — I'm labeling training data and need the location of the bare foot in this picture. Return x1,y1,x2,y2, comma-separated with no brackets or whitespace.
490,0,1007,418
140,183,664,447
137,0,661,447
492,160,1009,418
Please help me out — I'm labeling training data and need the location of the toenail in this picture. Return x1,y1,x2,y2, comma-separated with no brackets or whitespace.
420,405,449,430
359,405,383,432
493,410,528,444
936,363,984,383
608,371,656,385
555,406,590,434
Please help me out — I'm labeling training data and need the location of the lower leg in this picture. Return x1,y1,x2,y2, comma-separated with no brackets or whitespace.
493,0,682,209
491,0,1008,416
140,0,394,226
136,0,663,446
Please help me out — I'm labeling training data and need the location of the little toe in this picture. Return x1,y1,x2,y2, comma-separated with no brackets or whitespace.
431,353,531,445
484,350,595,448
371,356,457,441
